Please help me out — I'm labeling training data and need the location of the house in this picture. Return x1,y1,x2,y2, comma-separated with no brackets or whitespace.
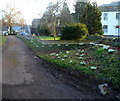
101,11,120,36
1,27,9,35
100,1,120,36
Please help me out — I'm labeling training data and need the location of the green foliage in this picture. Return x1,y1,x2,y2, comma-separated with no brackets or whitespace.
61,23,88,40
85,35,103,41
18,36,120,88
95,48,105,59
73,2,88,22
81,3,103,35
36,25,51,36
0,34,6,46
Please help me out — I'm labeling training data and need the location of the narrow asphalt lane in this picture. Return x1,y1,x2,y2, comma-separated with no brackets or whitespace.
2,36,87,99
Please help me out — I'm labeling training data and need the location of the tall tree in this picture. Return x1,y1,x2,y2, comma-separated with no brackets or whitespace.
81,2,103,35
2,6,21,34
73,0,89,22
39,2,61,40
60,0,74,25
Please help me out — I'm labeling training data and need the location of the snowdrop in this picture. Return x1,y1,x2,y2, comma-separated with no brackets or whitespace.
90,42,95,45
108,49,115,53
80,50,84,53
57,56,61,59
80,61,86,65
65,44,69,47
78,57,83,60
64,55,67,58
76,53,79,56
42,45,44,47
91,66,97,70
99,44,104,47
56,54,59,56
79,43,84,46
50,53,56,56
69,60,73,63
80,54,85,57
58,44,61,47
61,59,65,61
78,49,81,52
103,45,110,50
66,51,70,54
59,52,62,54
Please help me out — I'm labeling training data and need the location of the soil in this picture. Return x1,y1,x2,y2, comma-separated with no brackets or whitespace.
2,36,119,100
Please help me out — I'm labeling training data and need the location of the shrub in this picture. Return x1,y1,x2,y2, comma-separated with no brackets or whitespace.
85,34,103,41
60,23,88,40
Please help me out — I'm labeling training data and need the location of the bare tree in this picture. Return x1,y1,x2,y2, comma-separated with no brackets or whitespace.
2,6,21,34
40,2,61,40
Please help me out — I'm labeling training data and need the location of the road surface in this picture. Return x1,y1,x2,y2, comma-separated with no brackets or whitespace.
2,36,117,99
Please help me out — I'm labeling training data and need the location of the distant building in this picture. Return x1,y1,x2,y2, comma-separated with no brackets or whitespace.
1,27,9,34
101,11,120,36
100,1,120,36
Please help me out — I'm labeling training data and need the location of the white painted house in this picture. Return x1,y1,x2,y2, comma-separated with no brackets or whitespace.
101,11,120,36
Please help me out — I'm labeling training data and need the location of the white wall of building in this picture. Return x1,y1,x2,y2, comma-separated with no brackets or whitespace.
101,11,120,36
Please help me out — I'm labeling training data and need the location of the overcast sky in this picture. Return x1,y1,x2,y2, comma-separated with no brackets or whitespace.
0,0,119,25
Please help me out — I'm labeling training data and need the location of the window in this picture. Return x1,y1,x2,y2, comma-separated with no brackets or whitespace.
103,25,108,33
116,13,120,20
103,13,108,20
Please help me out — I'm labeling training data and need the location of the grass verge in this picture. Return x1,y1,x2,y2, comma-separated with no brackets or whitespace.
17,35,120,89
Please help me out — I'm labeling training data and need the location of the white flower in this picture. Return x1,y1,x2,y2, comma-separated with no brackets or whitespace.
56,54,59,56
65,44,69,47
36,46,39,48
62,59,65,61
58,44,61,47
80,54,85,57
31,41,33,43
91,66,97,70
57,56,61,59
79,43,84,46
80,50,84,53
42,45,44,47
76,53,79,56
80,61,86,65
64,55,67,58
78,49,81,52
103,45,110,50
108,49,115,53
66,51,70,54
59,52,62,54
69,60,73,63
78,57,83,60
50,53,56,56
90,42,95,45
99,44,104,47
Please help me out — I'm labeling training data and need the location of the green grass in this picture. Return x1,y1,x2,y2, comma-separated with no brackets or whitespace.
36,36,60,40
0,34,6,46
18,35,120,89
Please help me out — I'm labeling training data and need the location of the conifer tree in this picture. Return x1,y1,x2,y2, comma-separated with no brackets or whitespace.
81,3,103,35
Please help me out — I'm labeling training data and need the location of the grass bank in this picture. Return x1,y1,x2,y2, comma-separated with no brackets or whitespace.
36,36,60,40
17,35,120,89
0,34,6,46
